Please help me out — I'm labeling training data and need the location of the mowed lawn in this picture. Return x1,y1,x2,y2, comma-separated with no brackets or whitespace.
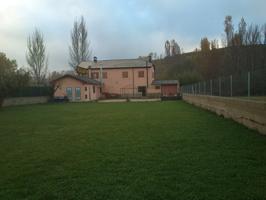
0,102,266,200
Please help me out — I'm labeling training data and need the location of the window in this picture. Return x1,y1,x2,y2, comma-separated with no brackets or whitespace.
138,71,144,78
92,72,99,79
103,72,107,79
85,94,88,99
93,85,95,93
85,86,87,91
75,87,81,100
66,87,72,100
155,86,160,89
122,71,128,78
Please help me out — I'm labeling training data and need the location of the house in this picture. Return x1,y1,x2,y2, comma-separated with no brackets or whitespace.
52,58,180,101
77,58,161,98
52,74,101,101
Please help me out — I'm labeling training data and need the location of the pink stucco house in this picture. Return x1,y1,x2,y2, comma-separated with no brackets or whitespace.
77,58,161,98
52,58,180,101
53,74,101,101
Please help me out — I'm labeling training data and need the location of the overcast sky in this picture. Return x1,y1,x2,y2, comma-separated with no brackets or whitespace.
0,0,266,71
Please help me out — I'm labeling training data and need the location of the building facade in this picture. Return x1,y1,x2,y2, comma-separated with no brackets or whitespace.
53,75,101,101
52,58,180,101
77,58,161,97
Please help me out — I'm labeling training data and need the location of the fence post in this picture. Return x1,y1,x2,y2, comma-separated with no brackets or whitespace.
199,82,200,95
219,77,221,96
210,80,212,96
204,81,206,95
248,72,250,97
230,75,233,97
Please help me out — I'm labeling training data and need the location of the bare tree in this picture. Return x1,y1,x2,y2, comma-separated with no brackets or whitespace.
262,24,266,45
221,35,227,48
165,40,171,57
26,29,48,85
238,17,247,45
224,16,234,47
148,52,158,60
153,52,157,60
69,16,91,71
246,24,262,45
210,39,219,50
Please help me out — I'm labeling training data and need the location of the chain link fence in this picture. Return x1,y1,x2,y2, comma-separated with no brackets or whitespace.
182,68,266,97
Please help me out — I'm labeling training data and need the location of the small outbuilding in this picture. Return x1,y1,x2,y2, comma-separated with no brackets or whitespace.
52,74,101,101
152,80,180,100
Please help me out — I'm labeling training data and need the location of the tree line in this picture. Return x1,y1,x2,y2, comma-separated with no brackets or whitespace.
200,16,266,51
154,16,266,85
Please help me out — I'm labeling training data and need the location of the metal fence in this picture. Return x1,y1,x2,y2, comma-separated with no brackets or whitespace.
120,88,143,98
181,68,266,97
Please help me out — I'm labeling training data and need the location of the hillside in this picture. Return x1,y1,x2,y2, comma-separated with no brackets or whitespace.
154,45,266,85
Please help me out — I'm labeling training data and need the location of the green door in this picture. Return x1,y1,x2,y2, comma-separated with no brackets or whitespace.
66,87,72,100
75,87,81,100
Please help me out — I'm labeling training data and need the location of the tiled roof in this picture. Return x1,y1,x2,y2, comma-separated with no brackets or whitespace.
152,80,179,85
78,58,153,69
52,74,101,85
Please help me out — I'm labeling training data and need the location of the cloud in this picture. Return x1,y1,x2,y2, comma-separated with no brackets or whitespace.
0,0,266,71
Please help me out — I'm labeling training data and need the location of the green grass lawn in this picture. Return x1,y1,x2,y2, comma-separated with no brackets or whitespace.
0,101,266,200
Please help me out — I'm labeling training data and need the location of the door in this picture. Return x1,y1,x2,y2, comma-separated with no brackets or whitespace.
161,84,177,96
66,87,73,100
138,86,146,96
75,87,81,100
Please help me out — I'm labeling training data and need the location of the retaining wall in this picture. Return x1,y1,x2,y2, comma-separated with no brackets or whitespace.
2,96,49,107
183,94,266,135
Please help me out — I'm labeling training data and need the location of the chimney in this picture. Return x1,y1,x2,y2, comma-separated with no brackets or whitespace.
93,56,97,63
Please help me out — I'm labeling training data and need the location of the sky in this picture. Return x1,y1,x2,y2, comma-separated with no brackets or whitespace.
0,0,266,71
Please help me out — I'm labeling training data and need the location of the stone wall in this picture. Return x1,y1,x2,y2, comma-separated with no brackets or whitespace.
2,96,49,107
183,94,266,135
